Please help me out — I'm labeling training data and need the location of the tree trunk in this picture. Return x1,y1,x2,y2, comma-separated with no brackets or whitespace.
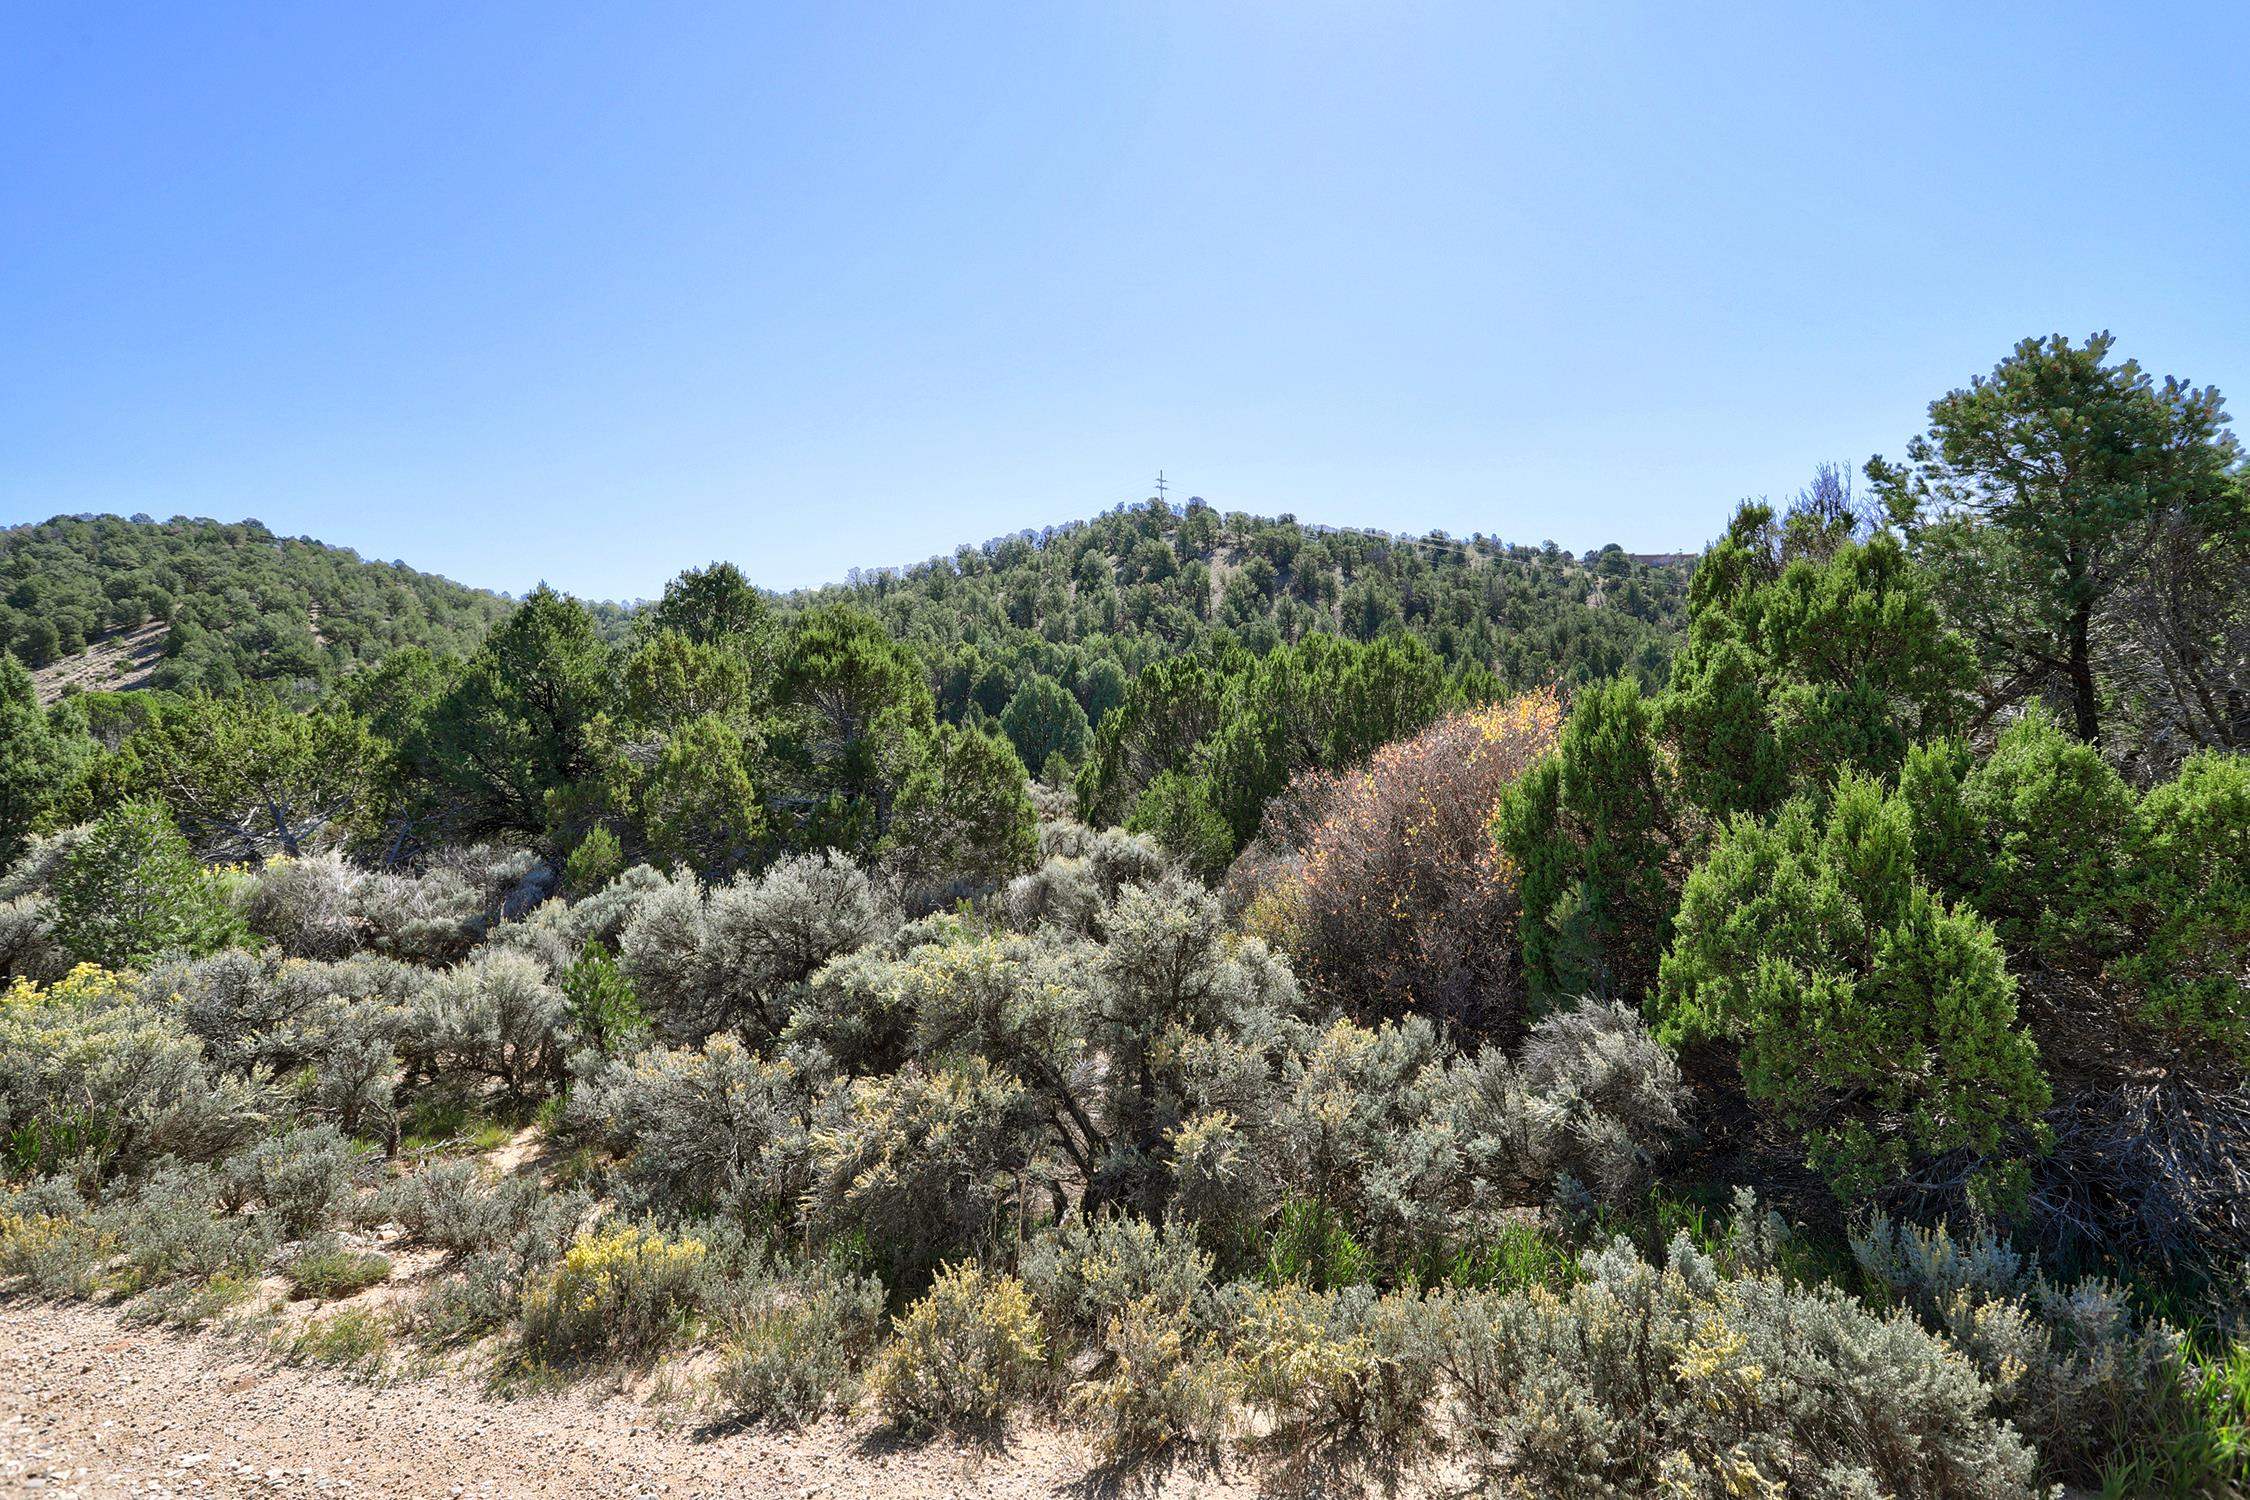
268,796,300,858
2067,597,2100,744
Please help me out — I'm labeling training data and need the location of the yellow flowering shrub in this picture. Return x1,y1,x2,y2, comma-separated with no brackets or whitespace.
2,962,138,1013
0,1207,115,1298
868,1261,1044,1432
1,964,267,1179
1066,1293,1231,1456
518,1221,709,1360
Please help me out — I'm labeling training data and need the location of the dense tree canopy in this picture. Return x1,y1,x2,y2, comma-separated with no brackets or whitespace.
104,692,375,862
795,500,1689,758
0,514,513,689
1658,775,2051,1209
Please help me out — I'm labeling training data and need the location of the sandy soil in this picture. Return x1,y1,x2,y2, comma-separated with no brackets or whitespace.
0,1300,1284,1500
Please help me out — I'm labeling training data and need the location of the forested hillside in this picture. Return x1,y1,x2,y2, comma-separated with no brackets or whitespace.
0,333,2246,1497
797,501,1690,740
0,514,515,694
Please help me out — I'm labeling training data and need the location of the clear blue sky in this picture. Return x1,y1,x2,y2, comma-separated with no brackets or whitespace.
4,3,2245,600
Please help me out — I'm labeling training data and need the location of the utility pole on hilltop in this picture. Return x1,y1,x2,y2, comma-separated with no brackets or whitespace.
1154,470,1168,505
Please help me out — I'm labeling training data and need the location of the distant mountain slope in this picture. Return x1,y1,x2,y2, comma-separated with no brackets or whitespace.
789,498,1693,726
0,513,513,695
1,502,1693,718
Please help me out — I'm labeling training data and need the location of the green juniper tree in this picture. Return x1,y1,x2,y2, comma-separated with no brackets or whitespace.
1496,676,1679,1003
51,799,244,968
0,654,86,866
408,585,616,838
998,674,1091,781
1652,507,1975,820
1657,774,2050,1209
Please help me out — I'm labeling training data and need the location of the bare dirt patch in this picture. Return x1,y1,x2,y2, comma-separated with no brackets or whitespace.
30,622,170,705
0,1299,1283,1500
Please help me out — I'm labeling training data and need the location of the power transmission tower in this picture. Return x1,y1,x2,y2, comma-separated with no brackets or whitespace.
1154,470,1168,505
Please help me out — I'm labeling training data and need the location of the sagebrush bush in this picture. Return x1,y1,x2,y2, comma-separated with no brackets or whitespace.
572,1034,811,1223
1852,1212,2191,1487
226,1124,370,1240
305,1004,402,1139
127,1270,257,1329
402,946,566,1101
0,965,274,1181
1444,997,1689,1213
1164,1003,1618,1283
881,928,1095,1130
1066,1293,1232,1457
0,827,86,903
1163,1110,1269,1269
519,1221,712,1362
536,863,670,953
1089,875,1307,1166
1430,1226,2038,1497
286,1237,393,1300
478,911,579,979
1227,1282,1444,1457
159,948,283,1071
401,1182,589,1347
433,843,550,922
1021,1211,1212,1354
1003,854,1101,937
0,1176,113,1298
782,940,922,1077
869,1262,1045,1433
163,953,419,1138
620,852,895,1045
1002,828,1167,936
409,1255,521,1347
351,863,492,965
113,1161,272,1291
0,893,66,982
807,1059,1044,1287
244,851,365,959
714,1262,886,1426
383,1159,498,1252
612,867,707,1024
390,1160,587,1264
1261,1016,1453,1273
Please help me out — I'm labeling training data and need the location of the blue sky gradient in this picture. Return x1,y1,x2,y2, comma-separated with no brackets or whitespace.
4,2,2245,598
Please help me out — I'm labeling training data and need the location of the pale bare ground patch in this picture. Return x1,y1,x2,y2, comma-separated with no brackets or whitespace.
29,621,170,705
0,1298,1311,1500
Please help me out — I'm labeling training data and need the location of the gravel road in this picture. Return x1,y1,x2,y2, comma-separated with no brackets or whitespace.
0,1301,1272,1500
